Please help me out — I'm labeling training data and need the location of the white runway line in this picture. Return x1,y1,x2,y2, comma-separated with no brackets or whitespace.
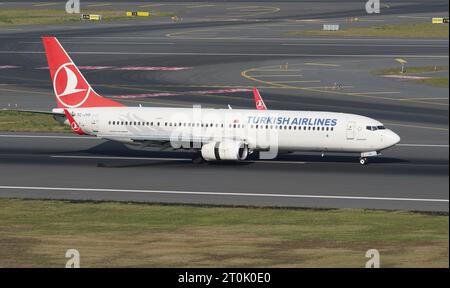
281,43,449,47
55,36,449,42
397,144,449,148
0,51,447,59
0,185,447,203
21,41,175,45
0,134,98,140
51,155,190,161
50,155,307,164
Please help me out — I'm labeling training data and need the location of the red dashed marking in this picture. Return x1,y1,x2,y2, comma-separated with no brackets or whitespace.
112,88,251,99
77,66,113,70
37,66,112,70
36,66,191,71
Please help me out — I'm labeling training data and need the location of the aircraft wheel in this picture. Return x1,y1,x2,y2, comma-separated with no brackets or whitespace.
359,157,368,165
192,152,205,164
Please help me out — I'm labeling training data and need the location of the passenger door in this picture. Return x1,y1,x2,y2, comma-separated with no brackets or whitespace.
346,121,355,140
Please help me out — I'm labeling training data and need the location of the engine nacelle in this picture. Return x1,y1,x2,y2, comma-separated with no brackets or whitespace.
201,140,249,161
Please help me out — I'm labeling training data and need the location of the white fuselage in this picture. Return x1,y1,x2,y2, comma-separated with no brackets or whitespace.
57,107,400,155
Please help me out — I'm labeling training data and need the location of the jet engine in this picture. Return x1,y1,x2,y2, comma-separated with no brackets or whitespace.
201,140,249,161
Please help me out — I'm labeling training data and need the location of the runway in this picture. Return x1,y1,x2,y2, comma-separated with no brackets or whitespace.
0,133,448,212
0,1,448,211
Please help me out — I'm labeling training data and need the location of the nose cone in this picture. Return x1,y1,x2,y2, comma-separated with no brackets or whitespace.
386,130,401,147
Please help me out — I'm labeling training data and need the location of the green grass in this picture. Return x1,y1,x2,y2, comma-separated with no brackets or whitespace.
372,66,449,88
372,66,449,75
0,9,173,26
0,111,70,132
0,198,447,267
284,22,449,38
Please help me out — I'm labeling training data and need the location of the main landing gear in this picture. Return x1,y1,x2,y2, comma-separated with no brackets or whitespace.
192,151,205,164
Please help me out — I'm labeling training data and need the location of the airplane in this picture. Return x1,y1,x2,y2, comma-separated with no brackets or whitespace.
15,36,401,165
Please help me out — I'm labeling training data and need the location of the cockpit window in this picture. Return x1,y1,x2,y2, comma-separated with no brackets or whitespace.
366,125,385,131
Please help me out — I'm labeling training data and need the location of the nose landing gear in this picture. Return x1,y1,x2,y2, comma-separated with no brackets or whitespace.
359,151,379,165
359,157,368,165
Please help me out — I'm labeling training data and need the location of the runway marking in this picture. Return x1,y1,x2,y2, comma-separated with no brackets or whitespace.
252,69,302,72
51,155,189,161
0,134,98,140
349,91,401,95
187,4,216,8
50,155,307,165
248,74,303,77
0,87,50,95
22,41,175,45
112,88,251,99
45,36,448,42
225,6,280,17
139,4,165,7
241,64,449,107
271,80,321,83
113,66,191,71
38,66,113,70
0,185,447,203
2,51,447,59
32,2,58,7
37,65,189,71
385,122,449,131
282,43,448,47
86,3,111,8
0,65,19,69
398,16,431,19
304,63,341,67
399,97,449,101
397,144,449,148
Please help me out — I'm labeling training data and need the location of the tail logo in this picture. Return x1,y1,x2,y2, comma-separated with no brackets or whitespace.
71,121,80,132
53,63,90,108
256,100,264,109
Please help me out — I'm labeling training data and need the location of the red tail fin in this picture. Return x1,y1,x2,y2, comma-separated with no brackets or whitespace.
253,88,267,110
42,37,125,108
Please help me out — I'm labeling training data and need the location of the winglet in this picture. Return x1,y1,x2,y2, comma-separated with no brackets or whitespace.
63,109,85,135
253,87,267,110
